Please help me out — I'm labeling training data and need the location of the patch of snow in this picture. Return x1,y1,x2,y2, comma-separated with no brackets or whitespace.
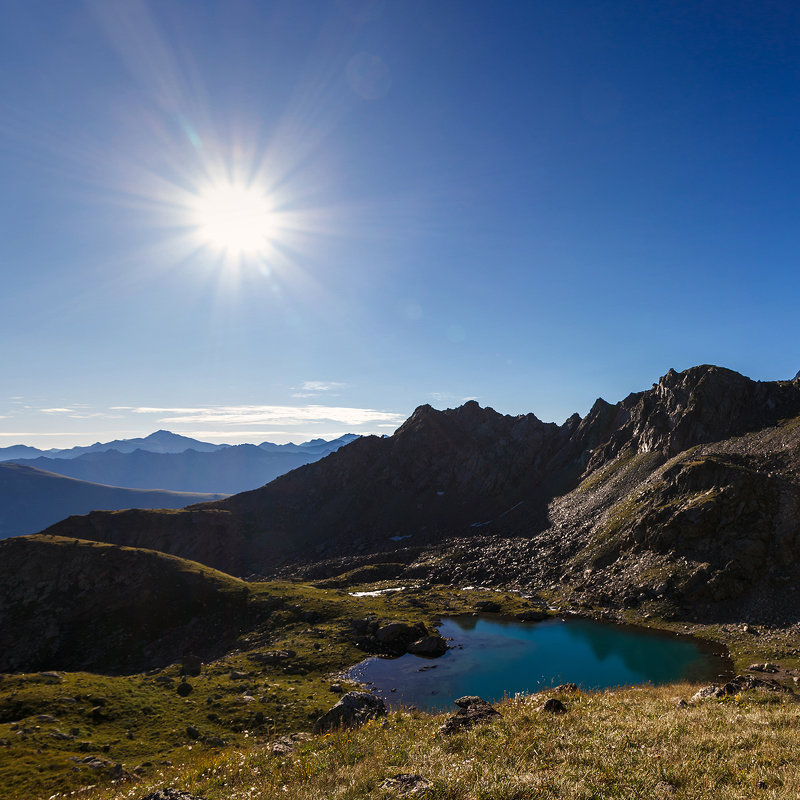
389,534,412,542
349,587,406,598
436,491,445,496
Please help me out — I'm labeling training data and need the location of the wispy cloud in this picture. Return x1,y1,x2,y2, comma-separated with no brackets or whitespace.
39,406,123,420
113,404,405,428
290,380,348,399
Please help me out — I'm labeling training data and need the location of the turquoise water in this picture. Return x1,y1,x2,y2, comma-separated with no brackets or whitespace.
347,615,732,711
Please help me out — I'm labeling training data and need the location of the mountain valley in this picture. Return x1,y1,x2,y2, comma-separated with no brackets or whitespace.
4,364,800,799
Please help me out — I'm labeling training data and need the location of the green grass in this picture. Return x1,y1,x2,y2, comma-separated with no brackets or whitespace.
3,564,799,800
0,578,535,800
80,683,800,800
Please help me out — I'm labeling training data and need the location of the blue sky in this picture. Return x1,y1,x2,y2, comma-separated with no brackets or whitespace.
2,0,800,447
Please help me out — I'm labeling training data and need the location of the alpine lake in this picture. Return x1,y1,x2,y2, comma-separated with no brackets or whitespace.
347,614,733,711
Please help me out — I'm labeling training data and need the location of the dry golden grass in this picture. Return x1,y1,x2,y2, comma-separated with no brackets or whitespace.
83,683,800,800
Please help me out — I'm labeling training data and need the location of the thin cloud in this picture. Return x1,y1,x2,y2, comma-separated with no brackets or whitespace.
117,404,405,428
290,380,348,398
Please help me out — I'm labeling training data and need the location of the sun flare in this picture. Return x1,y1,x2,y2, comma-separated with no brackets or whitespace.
190,181,274,257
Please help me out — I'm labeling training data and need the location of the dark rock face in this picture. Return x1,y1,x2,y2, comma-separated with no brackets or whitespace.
313,692,387,734
439,696,500,735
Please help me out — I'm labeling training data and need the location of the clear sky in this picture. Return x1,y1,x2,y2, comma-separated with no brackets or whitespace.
2,0,800,448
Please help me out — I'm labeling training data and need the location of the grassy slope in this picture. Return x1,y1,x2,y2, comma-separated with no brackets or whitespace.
0,569,539,800
3,547,800,800
85,684,800,800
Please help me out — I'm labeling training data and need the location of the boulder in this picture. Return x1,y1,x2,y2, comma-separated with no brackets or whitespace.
552,683,578,693
248,650,296,664
517,609,547,621
180,653,202,677
313,692,387,734
454,695,484,708
375,622,427,654
406,635,447,657
748,662,779,673
439,696,500,735
542,698,567,713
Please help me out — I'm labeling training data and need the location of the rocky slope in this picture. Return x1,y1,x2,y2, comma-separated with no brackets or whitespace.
43,366,800,622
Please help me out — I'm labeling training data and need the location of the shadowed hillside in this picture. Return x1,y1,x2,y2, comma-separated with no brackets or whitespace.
0,535,251,673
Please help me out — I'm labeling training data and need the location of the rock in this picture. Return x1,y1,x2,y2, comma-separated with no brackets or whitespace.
205,736,226,747
406,636,448,657
691,674,794,703
748,662,779,673
474,600,501,612
552,683,578,693
454,695,484,708
517,609,547,621
185,725,200,739
247,650,296,664
375,622,427,654
542,698,567,714
379,774,433,796
176,681,193,697
271,736,294,755
181,653,202,677
439,697,500,735
675,698,689,708
36,714,59,723
329,683,343,693
139,790,209,800
229,670,248,680
313,692,387,734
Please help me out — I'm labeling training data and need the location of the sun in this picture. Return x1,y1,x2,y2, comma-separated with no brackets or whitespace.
190,181,274,257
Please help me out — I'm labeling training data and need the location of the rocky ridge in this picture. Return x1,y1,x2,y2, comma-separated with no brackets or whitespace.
42,365,800,624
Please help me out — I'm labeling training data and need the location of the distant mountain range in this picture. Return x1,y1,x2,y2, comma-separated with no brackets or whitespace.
7,433,359,494
0,429,359,461
0,462,226,539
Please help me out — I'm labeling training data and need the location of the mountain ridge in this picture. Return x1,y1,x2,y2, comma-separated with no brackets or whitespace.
6,433,360,494
44,364,800,612
0,431,360,462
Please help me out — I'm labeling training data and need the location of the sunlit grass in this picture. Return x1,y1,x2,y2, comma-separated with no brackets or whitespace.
83,684,800,800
